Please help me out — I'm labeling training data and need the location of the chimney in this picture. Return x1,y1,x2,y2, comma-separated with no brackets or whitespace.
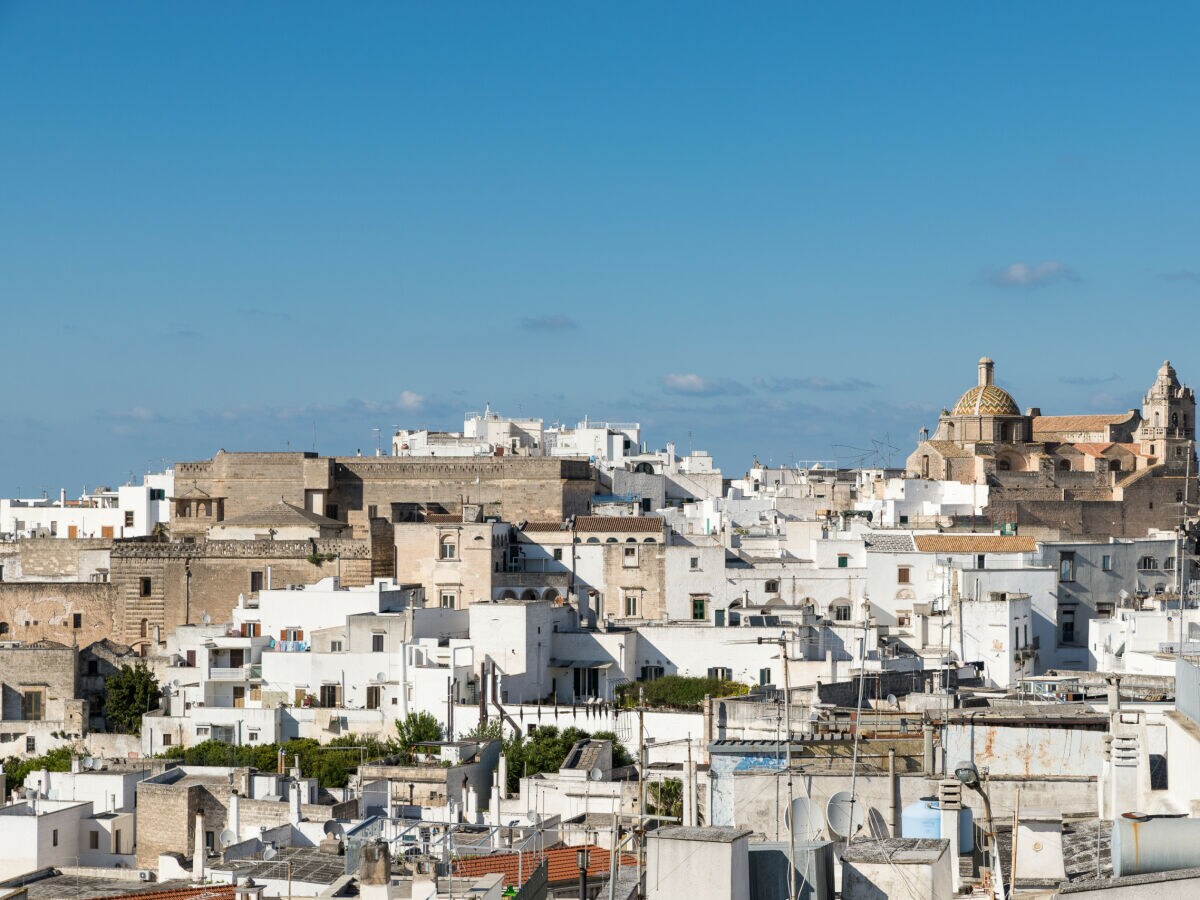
358,840,391,900
289,782,302,825
229,790,240,843
71,755,81,774
60,488,67,508
978,357,995,387
193,810,206,881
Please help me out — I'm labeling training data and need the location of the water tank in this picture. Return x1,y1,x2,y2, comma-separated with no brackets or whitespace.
1113,813,1200,876
901,797,973,852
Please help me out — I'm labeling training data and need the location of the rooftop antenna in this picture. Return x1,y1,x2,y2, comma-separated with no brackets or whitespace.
373,427,382,457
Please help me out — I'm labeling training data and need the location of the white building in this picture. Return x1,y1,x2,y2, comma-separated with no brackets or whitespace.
0,470,172,540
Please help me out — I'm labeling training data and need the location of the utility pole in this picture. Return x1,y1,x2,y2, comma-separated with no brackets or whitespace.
637,688,646,900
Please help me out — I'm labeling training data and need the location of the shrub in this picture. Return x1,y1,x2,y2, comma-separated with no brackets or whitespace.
615,675,748,710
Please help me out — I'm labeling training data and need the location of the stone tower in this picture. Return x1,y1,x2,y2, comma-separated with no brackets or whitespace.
1135,360,1196,469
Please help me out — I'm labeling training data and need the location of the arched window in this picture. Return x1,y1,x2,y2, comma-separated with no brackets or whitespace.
1058,459,1071,471
606,537,618,543
439,535,457,560
1110,460,1122,472
1155,412,1161,427
0,622,8,636
643,537,656,543
997,460,1011,472
1172,413,1179,427
946,422,956,442
921,455,930,478
626,537,637,543
830,601,852,622
520,589,538,602
586,537,600,544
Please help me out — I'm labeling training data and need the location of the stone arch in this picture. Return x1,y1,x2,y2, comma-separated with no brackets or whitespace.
946,422,956,442
520,589,538,602
995,451,1026,472
634,462,654,475
541,588,559,602
626,537,637,543
829,598,852,622
1058,459,1071,471
895,588,916,602
643,537,656,543
500,589,518,601
606,537,618,543
586,537,600,544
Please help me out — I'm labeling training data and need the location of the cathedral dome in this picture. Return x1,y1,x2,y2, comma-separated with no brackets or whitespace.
952,384,1020,416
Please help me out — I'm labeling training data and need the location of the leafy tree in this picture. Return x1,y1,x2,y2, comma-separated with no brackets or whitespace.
393,712,444,763
154,734,394,788
105,663,162,734
648,777,683,820
500,726,633,794
462,719,504,742
2,746,74,790
616,675,748,711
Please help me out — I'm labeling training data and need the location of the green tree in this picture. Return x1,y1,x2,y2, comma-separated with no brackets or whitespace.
616,675,748,711
462,719,504,742
500,726,633,794
2,746,74,791
393,712,443,763
105,663,162,734
647,777,683,820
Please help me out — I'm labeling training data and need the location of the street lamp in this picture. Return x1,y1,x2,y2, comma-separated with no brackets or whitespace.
576,847,591,900
955,761,1003,900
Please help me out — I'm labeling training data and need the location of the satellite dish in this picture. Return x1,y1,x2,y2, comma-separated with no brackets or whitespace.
375,673,387,684
886,694,897,708
588,767,604,782
785,797,824,841
826,791,865,839
172,679,181,689
82,756,95,770
323,820,344,838
526,810,541,826
262,846,277,861
201,612,212,625
867,807,891,840
219,829,237,847
93,758,105,771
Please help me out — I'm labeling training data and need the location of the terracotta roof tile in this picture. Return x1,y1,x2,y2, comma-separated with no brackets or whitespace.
90,888,237,900
453,845,636,887
573,516,665,533
1032,413,1137,435
423,513,462,523
520,521,568,532
913,534,1037,554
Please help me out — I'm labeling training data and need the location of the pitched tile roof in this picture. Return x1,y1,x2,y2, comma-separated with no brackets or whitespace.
923,441,975,458
573,516,664,533
865,532,917,553
453,845,636,887
520,521,569,532
89,888,237,900
913,534,1037,553
217,499,346,529
1032,413,1137,435
423,513,462,523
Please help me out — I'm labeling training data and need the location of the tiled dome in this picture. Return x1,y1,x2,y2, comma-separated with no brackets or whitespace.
952,384,1020,417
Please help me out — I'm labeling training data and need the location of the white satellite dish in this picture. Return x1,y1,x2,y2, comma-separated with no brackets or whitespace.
867,807,891,840
82,756,95,770
323,820,344,838
826,791,865,839
785,797,824,841
375,673,387,684
526,810,541,825
588,767,604,782
886,694,897,708
219,829,237,848
172,679,181,689
262,846,277,861
201,612,212,625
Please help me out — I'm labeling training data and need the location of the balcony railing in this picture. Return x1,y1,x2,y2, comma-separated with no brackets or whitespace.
207,665,252,681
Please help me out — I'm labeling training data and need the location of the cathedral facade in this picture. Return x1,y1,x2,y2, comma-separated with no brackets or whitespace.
906,358,1196,539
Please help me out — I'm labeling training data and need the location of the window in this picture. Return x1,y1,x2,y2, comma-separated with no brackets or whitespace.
573,666,600,699
897,567,911,585
89,831,100,850
140,619,148,639
122,510,135,529
72,613,82,629
1059,552,1076,583
114,829,122,854
161,733,172,747
52,829,58,847
764,580,779,594
439,591,456,609
325,504,339,520
1178,490,1186,502
837,555,849,569
759,667,772,686
690,556,700,571
440,536,457,560
86,660,98,675
25,736,35,753
1139,556,1159,571
899,515,909,525
250,571,264,593
367,504,378,519
330,640,343,652
196,726,210,738
624,593,640,617
1102,555,1112,571
553,548,563,561
139,577,152,597
976,554,986,570
372,633,385,653
366,685,381,709
22,690,44,721
832,604,851,622
640,665,664,681
623,547,639,568
150,488,166,501
691,595,707,621
319,684,341,707
1166,557,1176,571
708,667,733,681
1062,610,1076,644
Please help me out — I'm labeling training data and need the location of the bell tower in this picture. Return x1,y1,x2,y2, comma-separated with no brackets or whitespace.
1136,360,1195,469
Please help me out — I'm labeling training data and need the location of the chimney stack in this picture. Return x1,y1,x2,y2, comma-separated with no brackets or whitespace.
193,810,206,881
978,357,995,387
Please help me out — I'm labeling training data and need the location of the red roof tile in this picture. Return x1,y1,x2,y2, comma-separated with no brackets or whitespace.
90,888,237,900
573,516,664,533
453,844,636,887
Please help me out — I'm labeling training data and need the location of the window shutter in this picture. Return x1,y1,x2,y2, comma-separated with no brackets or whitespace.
296,630,304,641
280,629,287,641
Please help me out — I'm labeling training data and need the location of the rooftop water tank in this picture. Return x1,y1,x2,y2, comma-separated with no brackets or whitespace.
1113,813,1200,877
901,797,973,852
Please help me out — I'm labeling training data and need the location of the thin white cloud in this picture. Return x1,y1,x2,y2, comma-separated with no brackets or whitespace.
982,260,1080,289
661,373,747,397
397,390,425,411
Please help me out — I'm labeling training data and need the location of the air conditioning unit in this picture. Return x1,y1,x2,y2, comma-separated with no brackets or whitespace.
138,870,154,881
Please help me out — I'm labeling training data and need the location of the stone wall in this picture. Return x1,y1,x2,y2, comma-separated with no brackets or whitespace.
14,539,113,581
0,643,78,722
0,581,117,646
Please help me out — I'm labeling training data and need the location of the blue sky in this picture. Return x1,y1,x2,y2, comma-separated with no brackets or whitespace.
2,3,1199,494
